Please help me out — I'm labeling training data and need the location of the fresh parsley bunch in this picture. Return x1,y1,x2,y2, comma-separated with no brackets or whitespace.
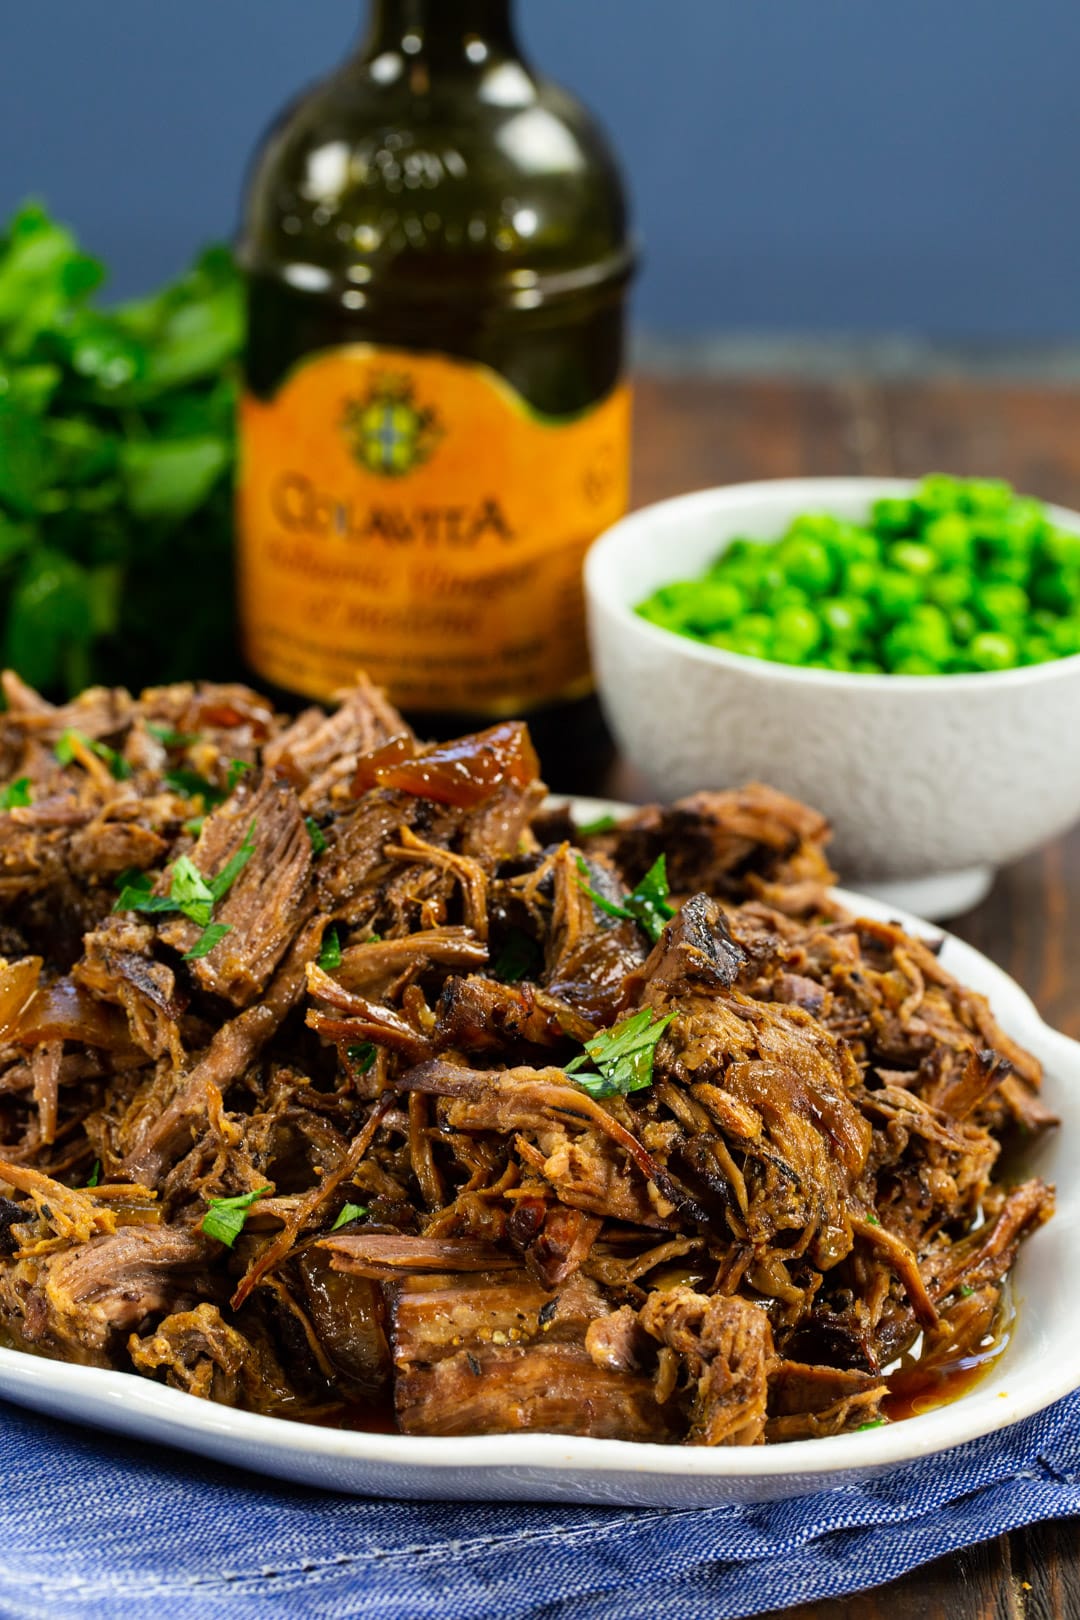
0,201,243,695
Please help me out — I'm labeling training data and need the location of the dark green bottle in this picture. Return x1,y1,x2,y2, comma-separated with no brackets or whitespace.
237,0,634,731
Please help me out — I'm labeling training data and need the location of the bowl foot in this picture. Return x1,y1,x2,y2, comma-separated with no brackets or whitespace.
852,865,994,922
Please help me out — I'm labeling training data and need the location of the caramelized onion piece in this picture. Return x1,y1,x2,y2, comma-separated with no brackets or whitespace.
0,960,133,1052
0,957,42,1042
354,724,539,808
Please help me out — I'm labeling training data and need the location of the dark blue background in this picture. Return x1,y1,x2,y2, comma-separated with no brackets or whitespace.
3,0,1076,338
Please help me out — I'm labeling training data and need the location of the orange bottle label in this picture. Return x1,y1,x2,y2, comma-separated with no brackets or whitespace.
237,346,631,712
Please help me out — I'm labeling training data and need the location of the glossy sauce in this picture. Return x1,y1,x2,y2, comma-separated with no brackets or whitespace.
882,1285,1016,1422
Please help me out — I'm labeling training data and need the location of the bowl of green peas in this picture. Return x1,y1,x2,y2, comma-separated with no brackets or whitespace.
585,475,1080,918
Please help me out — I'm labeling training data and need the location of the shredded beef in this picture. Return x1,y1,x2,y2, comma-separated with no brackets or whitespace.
0,669,1056,1446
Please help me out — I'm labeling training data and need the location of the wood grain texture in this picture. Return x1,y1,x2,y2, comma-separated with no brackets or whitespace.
619,374,1080,1618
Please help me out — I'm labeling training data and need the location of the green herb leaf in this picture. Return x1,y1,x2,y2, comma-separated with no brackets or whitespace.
112,886,179,917
85,1159,101,1188
856,1418,888,1431
183,815,206,837
208,819,256,903
346,1041,377,1075
201,1185,271,1247
305,816,327,856
565,1008,675,1100
575,813,617,836
170,853,215,927
165,766,223,805
574,854,675,945
147,722,199,748
319,925,342,972
184,921,232,961
226,758,252,791
113,866,153,895
54,727,131,780
331,1202,368,1232
0,776,31,809
624,855,676,943
960,1283,975,1298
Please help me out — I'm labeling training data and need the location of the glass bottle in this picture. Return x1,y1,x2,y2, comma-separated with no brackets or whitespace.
237,0,634,735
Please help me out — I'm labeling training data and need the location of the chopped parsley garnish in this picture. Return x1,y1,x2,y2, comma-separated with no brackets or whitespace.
165,765,224,805
114,820,256,958
856,1418,887,1431
491,928,542,984
565,1007,675,1100
575,854,675,944
114,866,153,896
319,925,342,972
960,1283,975,1298
184,922,232,962
305,816,327,855
201,1185,271,1247
0,777,31,810
575,813,617,837
346,1041,377,1074
331,1202,368,1232
146,723,200,748
85,1159,102,1188
226,758,252,791
183,815,206,837
55,728,132,781
865,1214,881,1226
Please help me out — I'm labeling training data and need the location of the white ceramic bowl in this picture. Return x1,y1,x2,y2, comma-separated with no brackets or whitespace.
586,477,1080,919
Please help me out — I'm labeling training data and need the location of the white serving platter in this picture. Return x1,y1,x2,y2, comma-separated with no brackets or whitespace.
0,800,1075,1506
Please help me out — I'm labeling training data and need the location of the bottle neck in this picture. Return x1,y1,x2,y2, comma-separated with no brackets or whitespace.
360,0,519,67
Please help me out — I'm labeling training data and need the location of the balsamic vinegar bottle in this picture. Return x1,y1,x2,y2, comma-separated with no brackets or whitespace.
237,0,634,739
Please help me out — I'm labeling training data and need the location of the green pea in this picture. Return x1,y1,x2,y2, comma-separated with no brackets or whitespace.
981,554,1030,586
908,602,953,643
925,570,972,610
844,558,878,599
787,512,844,544
771,585,811,612
1051,617,1080,657
1031,567,1080,613
773,604,822,655
916,473,965,514
950,607,978,645
820,596,872,647
923,512,975,565
874,570,924,621
884,619,949,667
1041,528,1080,571
890,541,937,578
729,637,770,661
975,582,1028,629
1021,636,1057,665
871,496,917,535
826,523,881,563
776,536,835,595
681,579,747,632
890,653,940,676
739,612,775,644
969,630,1018,671
961,479,1013,515
997,498,1045,549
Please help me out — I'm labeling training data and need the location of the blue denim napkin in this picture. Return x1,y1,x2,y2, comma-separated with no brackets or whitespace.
2,1389,1077,1620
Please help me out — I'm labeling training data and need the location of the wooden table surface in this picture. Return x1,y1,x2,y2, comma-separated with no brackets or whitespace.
617,373,1080,1618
